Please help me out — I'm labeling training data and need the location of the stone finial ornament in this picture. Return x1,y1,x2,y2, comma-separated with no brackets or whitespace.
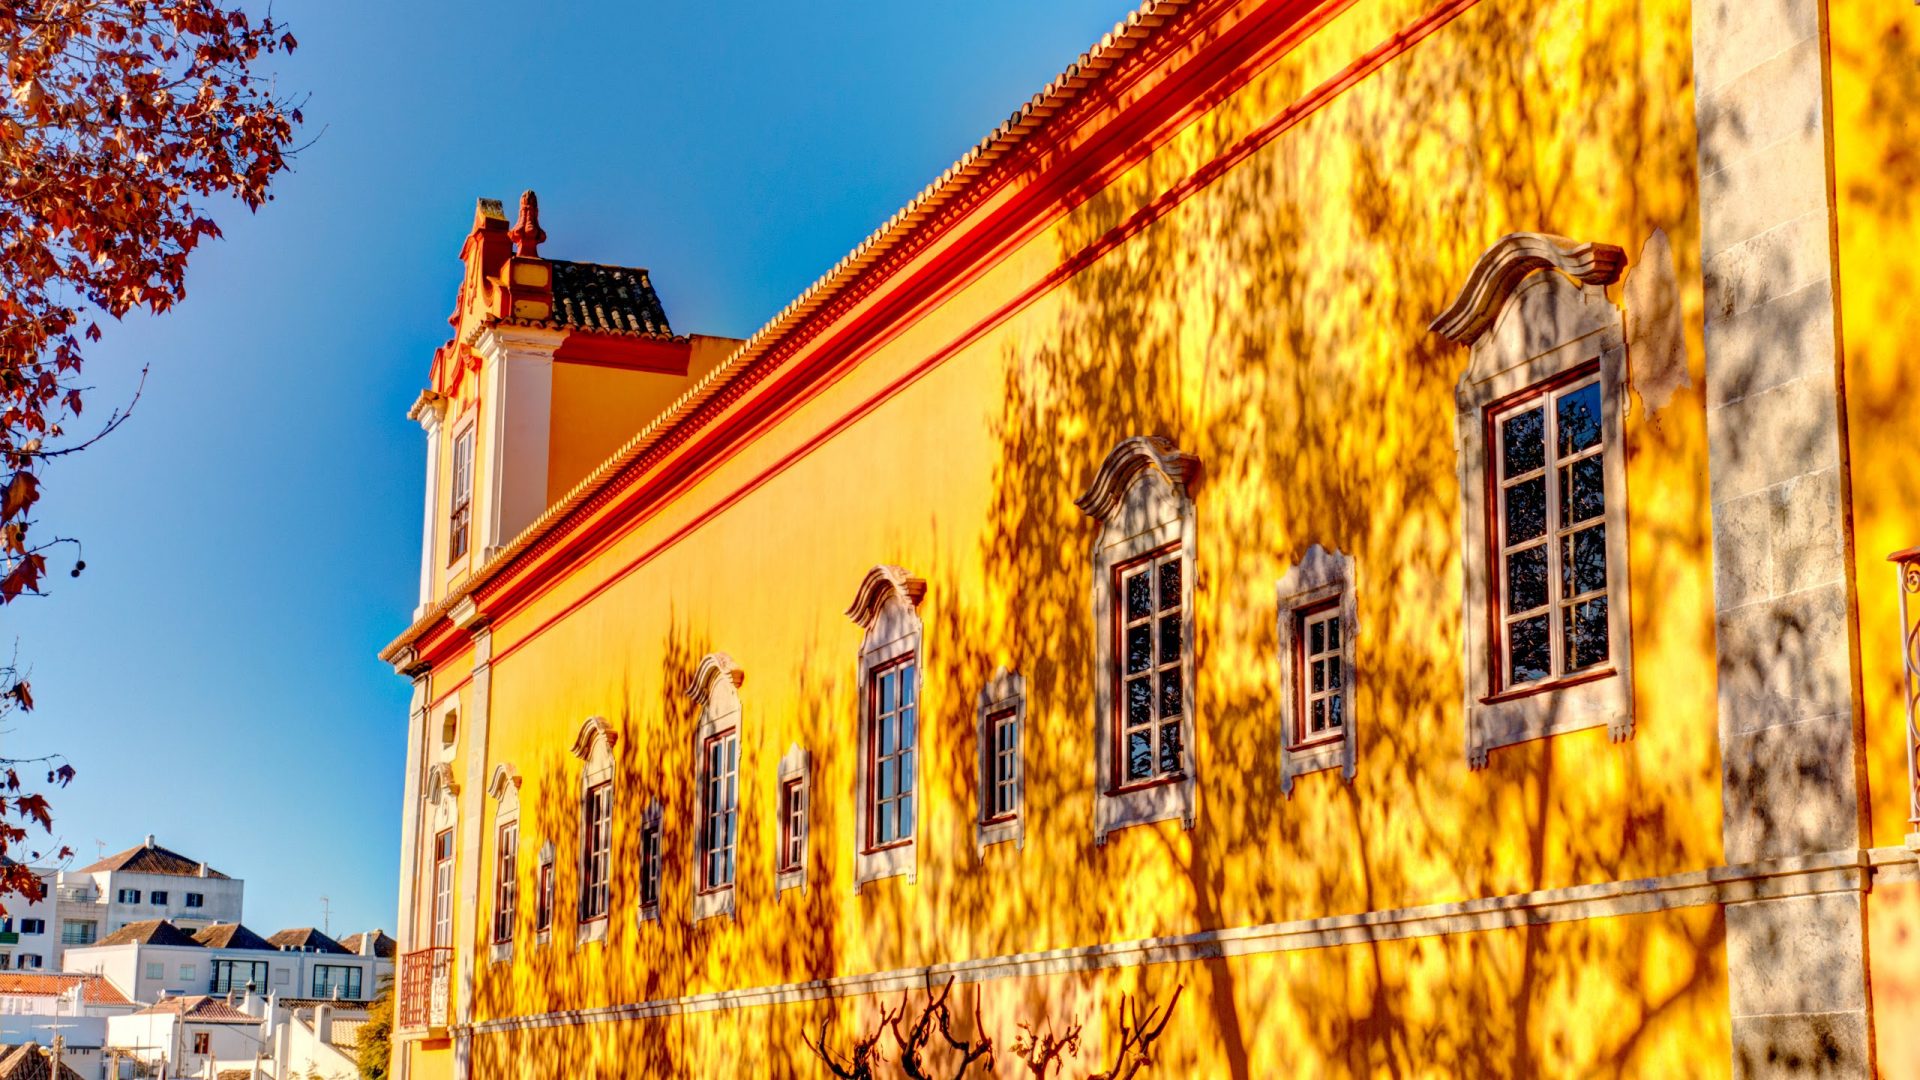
509,189,546,258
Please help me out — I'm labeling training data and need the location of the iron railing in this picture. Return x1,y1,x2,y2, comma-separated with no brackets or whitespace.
1893,548,1920,849
398,946,452,1032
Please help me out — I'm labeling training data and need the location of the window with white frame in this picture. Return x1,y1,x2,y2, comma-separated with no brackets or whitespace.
688,653,744,922
1431,232,1634,767
1075,436,1201,843
145,962,163,981
846,567,926,891
447,423,475,565
637,803,664,919
535,842,555,937
488,764,521,956
430,828,454,948
974,667,1025,852
1275,545,1359,793
774,745,809,894
569,716,618,941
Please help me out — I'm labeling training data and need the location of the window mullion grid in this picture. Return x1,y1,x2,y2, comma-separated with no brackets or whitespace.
1154,554,1181,776
1544,387,1568,680
1498,416,1549,686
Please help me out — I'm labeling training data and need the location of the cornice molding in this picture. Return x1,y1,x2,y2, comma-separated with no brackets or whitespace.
845,566,928,629
685,652,746,704
1429,232,1627,346
1074,435,1202,521
569,715,618,761
408,390,447,430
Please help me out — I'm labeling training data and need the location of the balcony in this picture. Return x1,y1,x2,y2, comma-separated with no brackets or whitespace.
54,887,95,903
397,946,452,1034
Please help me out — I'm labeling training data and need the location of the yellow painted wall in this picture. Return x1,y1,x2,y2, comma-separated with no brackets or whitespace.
414,0,1731,1073
1831,0,1920,852
544,335,741,504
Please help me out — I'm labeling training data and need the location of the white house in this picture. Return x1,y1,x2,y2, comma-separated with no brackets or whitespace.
0,866,61,974
62,921,391,1007
51,838,243,964
104,995,263,1076
0,972,137,1078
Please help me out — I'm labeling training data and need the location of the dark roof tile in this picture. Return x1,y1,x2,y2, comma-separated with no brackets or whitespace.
77,841,227,879
548,260,672,337
190,923,275,951
95,920,201,948
266,928,349,955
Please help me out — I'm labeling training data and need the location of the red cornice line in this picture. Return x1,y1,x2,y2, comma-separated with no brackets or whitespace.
431,0,1485,678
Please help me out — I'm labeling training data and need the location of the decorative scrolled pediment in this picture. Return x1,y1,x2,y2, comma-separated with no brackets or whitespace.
1074,436,1201,523
487,763,521,801
845,566,928,629
424,762,458,804
685,653,746,704
569,715,618,762
1429,233,1627,346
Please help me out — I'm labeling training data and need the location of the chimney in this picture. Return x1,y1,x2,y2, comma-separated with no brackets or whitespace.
314,1003,333,1045
197,862,208,878
359,931,379,957
145,834,155,849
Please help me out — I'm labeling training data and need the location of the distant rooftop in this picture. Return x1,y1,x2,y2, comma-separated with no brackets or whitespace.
77,837,228,879
0,1042,85,1079
130,995,257,1023
266,927,348,955
191,923,274,951
0,972,130,1007
96,919,201,948
336,930,395,959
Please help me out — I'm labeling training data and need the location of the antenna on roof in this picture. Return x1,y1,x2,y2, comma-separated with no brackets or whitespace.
319,896,331,936
93,840,104,859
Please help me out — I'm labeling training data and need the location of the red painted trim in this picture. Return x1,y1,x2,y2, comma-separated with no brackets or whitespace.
414,0,1486,678
552,333,691,374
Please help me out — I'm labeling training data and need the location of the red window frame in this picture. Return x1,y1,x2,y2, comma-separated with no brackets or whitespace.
1290,599,1344,750
698,729,739,894
1482,361,1616,700
865,654,917,852
578,781,611,922
1111,544,1186,791
983,707,1019,823
492,822,517,944
778,776,807,874
447,423,475,565
192,1033,211,1056
534,859,554,932
430,829,453,948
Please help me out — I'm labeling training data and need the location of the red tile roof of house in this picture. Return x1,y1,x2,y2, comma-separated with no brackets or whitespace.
190,923,274,951
95,920,202,948
76,841,227,879
0,973,129,1006
131,995,257,1023
0,1043,85,1079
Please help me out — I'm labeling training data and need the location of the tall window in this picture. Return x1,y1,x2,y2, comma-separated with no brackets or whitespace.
579,781,611,922
184,893,204,908
60,921,94,946
638,814,663,914
700,732,739,892
1115,547,1185,786
493,822,517,943
985,708,1019,821
447,424,474,564
192,1033,211,1056
1489,370,1610,689
1293,602,1343,747
431,829,454,948
778,776,807,874
868,656,917,849
210,959,268,994
313,965,363,1000
535,854,554,933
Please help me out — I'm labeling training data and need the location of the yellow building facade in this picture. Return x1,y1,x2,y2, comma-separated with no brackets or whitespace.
380,0,1920,1075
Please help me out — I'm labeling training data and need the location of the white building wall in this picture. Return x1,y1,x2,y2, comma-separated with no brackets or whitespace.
105,1012,262,1074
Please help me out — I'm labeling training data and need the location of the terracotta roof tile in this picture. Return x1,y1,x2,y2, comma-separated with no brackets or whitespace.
548,260,672,337
265,928,348,954
0,973,129,1007
190,923,275,951
132,995,258,1023
334,930,395,959
96,920,202,948
0,1043,85,1080
77,841,227,879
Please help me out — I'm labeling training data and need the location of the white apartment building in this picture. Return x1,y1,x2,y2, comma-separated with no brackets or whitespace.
63,921,392,1006
51,838,242,965
0,867,61,974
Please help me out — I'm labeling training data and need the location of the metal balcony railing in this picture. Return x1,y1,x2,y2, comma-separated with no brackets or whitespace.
398,946,452,1033
1893,548,1920,850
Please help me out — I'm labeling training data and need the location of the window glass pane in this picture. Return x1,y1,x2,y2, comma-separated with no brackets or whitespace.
1309,619,1323,654
900,749,913,791
1565,524,1608,596
1125,571,1152,619
1328,692,1344,728
1502,408,1545,476
901,703,915,751
878,674,893,714
902,663,915,704
1507,545,1549,613
1311,658,1325,692
1311,698,1325,732
1561,455,1606,524
1565,595,1611,670
1327,617,1339,649
1329,658,1342,689
1505,476,1547,542
1126,625,1153,674
1557,382,1602,457
1158,720,1183,774
1126,678,1152,726
1158,559,1181,611
1157,614,1181,666
1127,730,1152,780
1158,670,1183,719
1509,614,1551,683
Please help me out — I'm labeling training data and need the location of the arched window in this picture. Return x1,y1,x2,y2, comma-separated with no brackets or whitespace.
486,765,520,959
688,653,744,922
421,763,459,951
569,716,618,943
846,566,926,891
1432,233,1635,767
1076,436,1200,843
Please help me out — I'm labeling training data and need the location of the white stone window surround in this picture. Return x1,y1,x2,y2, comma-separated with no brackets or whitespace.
688,653,745,924
534,840,555,946
422,764,459,951
1275,546,1359,793
847,566,927,892
774,745,809,895
1431,232,1636,768
570,715,618,946
975,667,1026,853
635,800,665,924
444,413,478,579
487,764,520,964
1075,436,1202,845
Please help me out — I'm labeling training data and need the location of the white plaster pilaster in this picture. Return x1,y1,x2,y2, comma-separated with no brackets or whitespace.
390,674,429,1080
415,405,445,620
454,628,493,1080
473,327,561,558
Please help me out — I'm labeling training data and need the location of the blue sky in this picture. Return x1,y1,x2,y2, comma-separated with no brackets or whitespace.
5,0,1135,937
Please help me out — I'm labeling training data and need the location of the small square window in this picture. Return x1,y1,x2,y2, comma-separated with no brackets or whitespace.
149,891,167,906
